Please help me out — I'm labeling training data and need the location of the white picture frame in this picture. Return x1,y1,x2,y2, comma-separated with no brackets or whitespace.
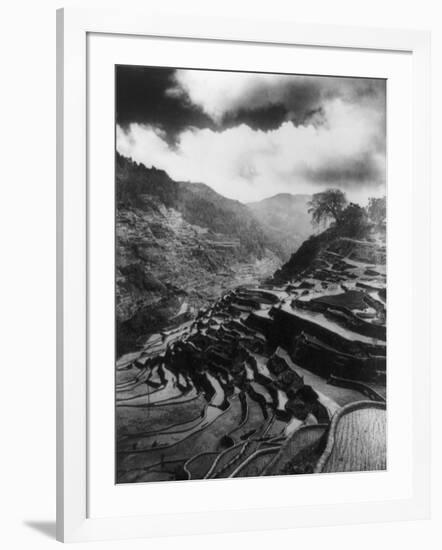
56,7,431,543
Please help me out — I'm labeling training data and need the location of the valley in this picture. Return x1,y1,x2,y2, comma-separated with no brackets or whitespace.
116,154,300,356
116,230,387,482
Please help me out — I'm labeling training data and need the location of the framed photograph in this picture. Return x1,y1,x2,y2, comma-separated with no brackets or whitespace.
56,7,431,543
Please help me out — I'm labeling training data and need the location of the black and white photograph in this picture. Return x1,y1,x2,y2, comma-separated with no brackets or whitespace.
1,0,437,546
115,66,387,484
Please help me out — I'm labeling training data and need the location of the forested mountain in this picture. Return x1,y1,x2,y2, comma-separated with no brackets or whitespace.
116,153,284,260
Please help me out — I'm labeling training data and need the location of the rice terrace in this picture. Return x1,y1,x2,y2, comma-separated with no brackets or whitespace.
115,66,387,483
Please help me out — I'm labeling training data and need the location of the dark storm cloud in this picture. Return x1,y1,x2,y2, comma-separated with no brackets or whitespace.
117,67,386,202
170,69,385,128
228,75,384,130
301,151,385,188
232,76,327,126
222,103,327,132
117,67,386,156
116,66,216,144
222,103,288,132
115,66,325,140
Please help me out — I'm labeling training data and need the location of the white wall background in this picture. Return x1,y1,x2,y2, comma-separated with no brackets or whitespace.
0,0,439,548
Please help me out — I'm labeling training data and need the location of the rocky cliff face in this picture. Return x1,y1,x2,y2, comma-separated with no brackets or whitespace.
116,154,284,356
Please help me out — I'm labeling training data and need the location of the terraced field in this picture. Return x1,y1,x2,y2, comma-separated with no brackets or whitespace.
116,234,387,483
315,402,386,473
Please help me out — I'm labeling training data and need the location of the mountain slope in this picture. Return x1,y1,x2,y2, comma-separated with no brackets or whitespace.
116,154,283,356
117,153,284,259
272,219,386,283
247,193,313,260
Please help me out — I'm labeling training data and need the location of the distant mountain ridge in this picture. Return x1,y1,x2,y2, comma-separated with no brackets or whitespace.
247,193,314,260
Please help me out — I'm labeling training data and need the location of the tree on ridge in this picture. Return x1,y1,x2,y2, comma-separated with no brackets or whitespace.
307,188,348,226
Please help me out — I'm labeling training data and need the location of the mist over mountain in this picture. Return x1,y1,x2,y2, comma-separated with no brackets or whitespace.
247,193,314,260
116,154,312,356
116,154,318,356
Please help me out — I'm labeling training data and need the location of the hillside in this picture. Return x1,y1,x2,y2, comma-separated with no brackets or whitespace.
116,154,284,356
117,153,284,259
247,193,313,260
272,212,386,283
116,209,387,483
